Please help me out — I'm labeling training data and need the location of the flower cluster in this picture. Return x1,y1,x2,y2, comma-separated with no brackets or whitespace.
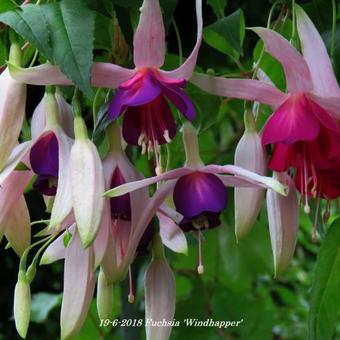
0,1,338,339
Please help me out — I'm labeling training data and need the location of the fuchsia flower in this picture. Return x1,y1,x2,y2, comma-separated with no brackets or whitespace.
0,90,74,231
8,0,203,159
98,123,177,283
191,6,340,210
105,122,287,274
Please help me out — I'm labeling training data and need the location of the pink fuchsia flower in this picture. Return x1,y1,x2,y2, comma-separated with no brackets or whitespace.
0,90,74,231
105,122,287,273
190,6,340,210
8,0,203,155
98,123,177,285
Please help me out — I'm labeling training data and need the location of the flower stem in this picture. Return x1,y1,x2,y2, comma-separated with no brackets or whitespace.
172,18,183,66
331,0,336,60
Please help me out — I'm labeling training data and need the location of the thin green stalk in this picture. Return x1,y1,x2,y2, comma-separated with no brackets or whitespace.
291,0,296,41
252,0,282,78
331,0,337,59
19,235,52,272
172,18,183,66
29,49,39,67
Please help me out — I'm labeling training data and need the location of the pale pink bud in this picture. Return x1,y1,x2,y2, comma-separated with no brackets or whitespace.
70,117,105,247
96,269,114,320
234,111,266,240
267,172,299,277
144,234,176,340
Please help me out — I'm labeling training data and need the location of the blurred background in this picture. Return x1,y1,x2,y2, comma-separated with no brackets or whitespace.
0,0,339,339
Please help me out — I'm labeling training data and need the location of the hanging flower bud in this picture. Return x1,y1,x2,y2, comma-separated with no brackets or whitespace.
70,116,105,247
267,172,299,277
14,272,31,339
234,111,266,240
97,269,114,320
0,43,26,170
144,233,176,340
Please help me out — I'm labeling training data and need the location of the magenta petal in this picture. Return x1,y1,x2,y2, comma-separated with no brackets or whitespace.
108,72,161,120
160,84,195,121
309,98,340,133
262,94,320,145
173,171,227,219
30,132,59,176
122,95,176,146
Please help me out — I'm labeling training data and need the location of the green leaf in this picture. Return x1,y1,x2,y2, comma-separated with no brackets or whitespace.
0,4,53,60
94,13,114,51
0,38,7,66
84,0,113,17
308,219,340,340
207,0,227,18
31,292,62,323
41,0,95,95
203,9,245,57
0,0,19,14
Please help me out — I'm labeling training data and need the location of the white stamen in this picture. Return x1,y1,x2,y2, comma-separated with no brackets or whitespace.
163,129,171,143
138,133,145,146
128,265,135,304
141,142,146,155
197,231,204,275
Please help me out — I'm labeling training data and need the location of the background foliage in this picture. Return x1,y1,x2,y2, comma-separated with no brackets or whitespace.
0,0,340,339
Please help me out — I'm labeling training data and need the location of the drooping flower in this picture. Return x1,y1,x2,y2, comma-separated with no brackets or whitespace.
8,0,203,160
0,89,74,231
190,6,340,212
105,122,288,274
99,123,176,284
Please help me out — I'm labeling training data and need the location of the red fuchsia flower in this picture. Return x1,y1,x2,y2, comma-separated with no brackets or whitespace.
8,0,203,163
190,6,340,213
105,122,288,274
